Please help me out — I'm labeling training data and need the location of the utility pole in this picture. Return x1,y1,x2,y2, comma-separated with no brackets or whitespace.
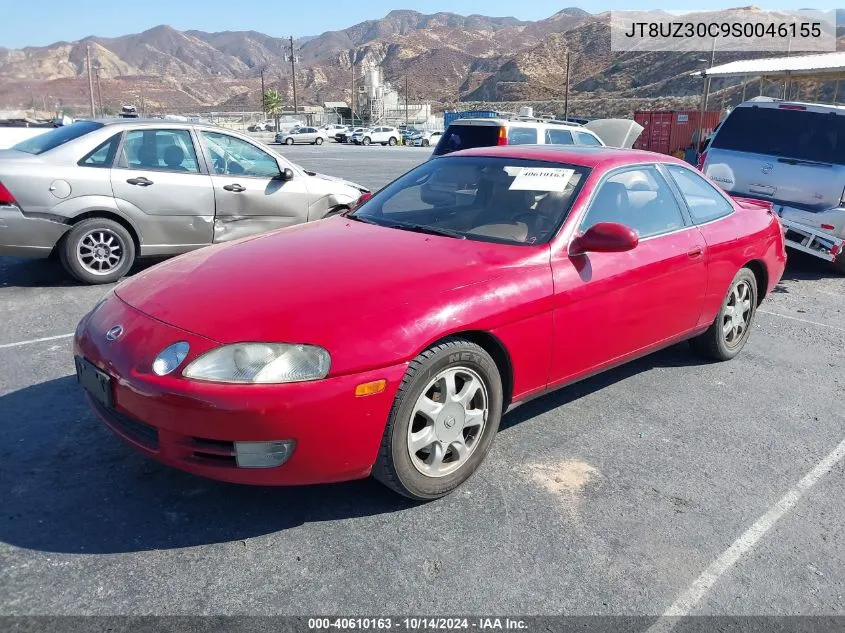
86,43,96,118
260,68,266,115
350,54,355,125
563,50,570,121
95,65,103,114
405,75,409,125
287,36,298,116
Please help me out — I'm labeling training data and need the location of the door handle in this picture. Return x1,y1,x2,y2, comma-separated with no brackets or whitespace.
687,246,704,259
126,177,153,186
223,183,246,192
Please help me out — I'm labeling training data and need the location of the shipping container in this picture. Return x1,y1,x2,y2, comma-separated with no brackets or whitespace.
443,110,499,127
633,110,722,156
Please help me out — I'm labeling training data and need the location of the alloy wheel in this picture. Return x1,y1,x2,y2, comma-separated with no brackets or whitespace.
723,280,753,347
407,367,488,478
76,230,125,276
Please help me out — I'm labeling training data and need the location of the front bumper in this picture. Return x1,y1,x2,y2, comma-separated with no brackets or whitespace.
0,206,69,258
74,295,408,486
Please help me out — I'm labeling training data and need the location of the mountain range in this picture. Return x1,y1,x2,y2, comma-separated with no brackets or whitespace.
1,8,843,118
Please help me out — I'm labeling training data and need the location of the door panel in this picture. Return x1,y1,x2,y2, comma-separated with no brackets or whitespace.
199,130,312,242
549,165,707,385
110,128,215,247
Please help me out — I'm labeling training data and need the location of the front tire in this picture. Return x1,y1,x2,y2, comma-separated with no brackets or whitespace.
315,137,324,145
423,139,430,147
362,137,371,146
690,267,758,361
285,138,294,145
388,137,397,146
59,217,136,285
372,338,503,500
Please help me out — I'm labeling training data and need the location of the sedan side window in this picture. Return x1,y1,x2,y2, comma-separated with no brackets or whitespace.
78,132,122,168
666,164,734,224
201,131,282,178
581,166,686,239
121,129,200,173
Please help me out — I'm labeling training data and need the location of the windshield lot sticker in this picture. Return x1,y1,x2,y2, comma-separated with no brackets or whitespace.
509,167,575,192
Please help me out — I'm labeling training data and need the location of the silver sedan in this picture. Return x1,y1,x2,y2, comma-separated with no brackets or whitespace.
0,119,367,283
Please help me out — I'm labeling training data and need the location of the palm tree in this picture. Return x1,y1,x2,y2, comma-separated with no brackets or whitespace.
264,88,283,131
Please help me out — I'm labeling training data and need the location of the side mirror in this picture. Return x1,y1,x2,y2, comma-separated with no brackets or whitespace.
570,222,638,256
280,167,294,182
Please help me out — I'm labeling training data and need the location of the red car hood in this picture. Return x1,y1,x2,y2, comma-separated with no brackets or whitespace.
114,218,527,344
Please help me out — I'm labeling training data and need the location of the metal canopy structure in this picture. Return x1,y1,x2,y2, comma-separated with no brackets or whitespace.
694,51,845,80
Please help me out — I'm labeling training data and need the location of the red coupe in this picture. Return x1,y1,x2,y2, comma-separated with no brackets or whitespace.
74,146,786,500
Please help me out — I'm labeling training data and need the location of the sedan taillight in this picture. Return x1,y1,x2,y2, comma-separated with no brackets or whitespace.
0,181,16,205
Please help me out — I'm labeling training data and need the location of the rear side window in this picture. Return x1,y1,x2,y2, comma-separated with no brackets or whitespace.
121,129,200,173
712,107,845,165
545,129,574,144
575,132,602,146
433,124,501,156
12,121,104,155
78,132,122,168
508,127,538,145
666,164,733,224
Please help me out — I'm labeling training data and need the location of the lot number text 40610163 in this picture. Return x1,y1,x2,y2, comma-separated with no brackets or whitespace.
307,617,529,630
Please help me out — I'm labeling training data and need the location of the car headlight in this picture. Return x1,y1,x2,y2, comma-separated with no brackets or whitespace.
183,343,331,384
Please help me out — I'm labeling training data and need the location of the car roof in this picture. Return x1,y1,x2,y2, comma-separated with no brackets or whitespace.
447,145,687,169
735,99,845,115
449,117,589,132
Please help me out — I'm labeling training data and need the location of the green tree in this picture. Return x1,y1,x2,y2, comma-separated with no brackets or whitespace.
264,88,283,130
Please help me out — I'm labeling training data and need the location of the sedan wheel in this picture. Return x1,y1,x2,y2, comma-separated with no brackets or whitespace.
285,138,294,145
315,137,324,145
60,218,136,284
690,267,758,361
362,137,371,146
373,338,503,500
388,137,397,146
422,139,430,147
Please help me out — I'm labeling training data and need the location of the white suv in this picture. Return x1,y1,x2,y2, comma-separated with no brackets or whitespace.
355,126,400,146
432,117,605,157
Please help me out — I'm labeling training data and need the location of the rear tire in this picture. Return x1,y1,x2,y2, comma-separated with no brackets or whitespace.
423,139,430,147
60,217,136,285
832,256,845,276
372,338,503,500
690,267,758,361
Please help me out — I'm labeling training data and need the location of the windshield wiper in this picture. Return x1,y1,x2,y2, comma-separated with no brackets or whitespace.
346,214,382,224
388,221,467,240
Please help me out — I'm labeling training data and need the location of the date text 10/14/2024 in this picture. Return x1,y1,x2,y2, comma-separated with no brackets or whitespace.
307,618,528,630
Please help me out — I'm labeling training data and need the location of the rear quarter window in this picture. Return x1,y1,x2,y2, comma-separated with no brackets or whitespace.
12,121,104,155
545,129,574,144
666,164,733,224
712,106,845,165
508,127,538,145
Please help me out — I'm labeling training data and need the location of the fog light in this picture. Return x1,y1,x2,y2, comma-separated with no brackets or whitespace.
234,440,295,468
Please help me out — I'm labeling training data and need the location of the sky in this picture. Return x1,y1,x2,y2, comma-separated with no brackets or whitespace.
3,0,842,48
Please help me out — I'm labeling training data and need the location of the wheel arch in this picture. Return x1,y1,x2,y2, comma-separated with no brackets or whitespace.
55,210,141,256
743,259,769,305
424,330,514,410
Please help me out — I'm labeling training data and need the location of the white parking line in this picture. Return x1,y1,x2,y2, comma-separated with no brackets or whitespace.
0,333,74,349
646,437,845,633
758,309,845,333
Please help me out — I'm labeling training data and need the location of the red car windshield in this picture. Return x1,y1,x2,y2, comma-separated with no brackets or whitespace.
351,156,589,245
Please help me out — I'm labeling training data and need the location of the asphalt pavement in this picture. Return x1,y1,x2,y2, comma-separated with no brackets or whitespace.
1,145,844,619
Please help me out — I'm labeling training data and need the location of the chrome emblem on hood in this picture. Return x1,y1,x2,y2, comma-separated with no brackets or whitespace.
105,325,124,341
761,163,773,174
